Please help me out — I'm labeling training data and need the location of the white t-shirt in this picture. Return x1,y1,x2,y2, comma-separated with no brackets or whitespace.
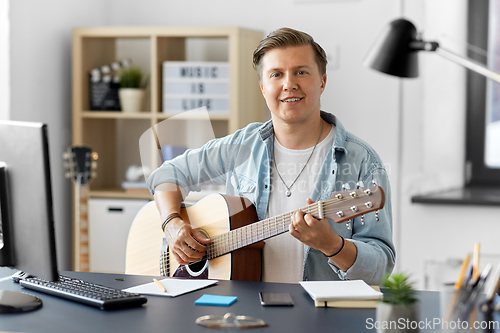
262,125,335,283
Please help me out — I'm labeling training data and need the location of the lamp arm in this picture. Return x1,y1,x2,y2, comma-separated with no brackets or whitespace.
435,46,500,84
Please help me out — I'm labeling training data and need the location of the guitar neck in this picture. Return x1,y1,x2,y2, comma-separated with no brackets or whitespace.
74,180,90,272
205,185,384,260
207,203,320,260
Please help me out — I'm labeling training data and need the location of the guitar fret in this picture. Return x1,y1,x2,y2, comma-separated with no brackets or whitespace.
243,225,249,248
236,228,240,250
253,223,258,244
232,229,236,252
240,227,245,249
222,235,225,256
236,228,240,249
244,224,249,247
218,234,222,257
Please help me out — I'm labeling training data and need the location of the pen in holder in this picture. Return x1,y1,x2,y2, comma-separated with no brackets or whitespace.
479,295,500,333
441,282,484,332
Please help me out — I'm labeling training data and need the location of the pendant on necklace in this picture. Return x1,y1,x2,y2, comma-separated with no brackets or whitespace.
286,190,291,197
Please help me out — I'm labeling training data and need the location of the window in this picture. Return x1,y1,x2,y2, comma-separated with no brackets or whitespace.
411,0,500,205
466,0,500,186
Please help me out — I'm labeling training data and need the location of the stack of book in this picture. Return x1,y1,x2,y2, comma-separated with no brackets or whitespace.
299,280,382,308
162,61,230,115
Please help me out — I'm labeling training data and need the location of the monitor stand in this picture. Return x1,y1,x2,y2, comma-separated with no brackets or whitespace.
0,289,43,313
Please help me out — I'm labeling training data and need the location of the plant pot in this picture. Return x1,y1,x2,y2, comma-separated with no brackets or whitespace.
376,302,419,333
119,88,145,113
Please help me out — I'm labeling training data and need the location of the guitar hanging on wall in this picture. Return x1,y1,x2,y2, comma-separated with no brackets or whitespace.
64,146,98,272
135,184,385,281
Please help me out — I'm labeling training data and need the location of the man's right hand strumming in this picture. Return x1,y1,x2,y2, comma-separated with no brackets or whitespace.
154,183,210,266
164,217,210,265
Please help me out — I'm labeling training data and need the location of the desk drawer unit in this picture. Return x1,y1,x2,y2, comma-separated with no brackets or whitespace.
88,199,149,274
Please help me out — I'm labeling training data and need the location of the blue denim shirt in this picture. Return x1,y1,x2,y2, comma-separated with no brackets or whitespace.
147,111,395,284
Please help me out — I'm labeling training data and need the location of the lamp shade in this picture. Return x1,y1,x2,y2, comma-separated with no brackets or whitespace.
364,19,420,78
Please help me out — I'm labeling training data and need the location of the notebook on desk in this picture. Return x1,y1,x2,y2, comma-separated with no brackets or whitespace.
300,280,382,308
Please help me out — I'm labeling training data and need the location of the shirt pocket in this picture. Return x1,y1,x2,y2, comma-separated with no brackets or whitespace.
230,173,257,202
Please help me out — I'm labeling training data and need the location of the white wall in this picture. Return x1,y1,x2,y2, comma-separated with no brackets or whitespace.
0,0,9,120
400,0,500,289
9,0,110,270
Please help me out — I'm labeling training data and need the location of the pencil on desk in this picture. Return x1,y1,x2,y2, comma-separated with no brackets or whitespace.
445,253,471,322
153,278,167,293
472,243,480,282
455,253,471,290
486,261,500,302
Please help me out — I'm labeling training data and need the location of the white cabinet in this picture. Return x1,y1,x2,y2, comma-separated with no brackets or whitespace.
88,198,149,273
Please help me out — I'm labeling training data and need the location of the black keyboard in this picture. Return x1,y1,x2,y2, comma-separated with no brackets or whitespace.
16,274,147,310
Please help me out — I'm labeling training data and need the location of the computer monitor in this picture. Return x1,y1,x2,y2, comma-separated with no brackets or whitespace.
0,121,59,312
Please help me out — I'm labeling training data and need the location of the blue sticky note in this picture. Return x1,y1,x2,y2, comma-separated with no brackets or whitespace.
194,294,237,306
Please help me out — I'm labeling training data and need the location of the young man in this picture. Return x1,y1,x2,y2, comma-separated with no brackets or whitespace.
147,28,395,284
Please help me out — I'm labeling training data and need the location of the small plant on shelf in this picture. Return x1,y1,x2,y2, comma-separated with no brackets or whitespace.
118,66,147,113
119,66,145,89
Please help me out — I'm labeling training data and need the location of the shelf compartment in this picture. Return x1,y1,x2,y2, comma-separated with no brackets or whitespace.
81,111,155,119
89,188,153,200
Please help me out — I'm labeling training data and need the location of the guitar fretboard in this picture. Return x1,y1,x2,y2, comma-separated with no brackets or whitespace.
75,181,90,272
205,186,382,260
206,211,297,260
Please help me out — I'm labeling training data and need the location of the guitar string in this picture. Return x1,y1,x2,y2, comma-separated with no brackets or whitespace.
207,189,381,259
197,186,381,260
213,187,382,252
208,189,376,257
207,200,376,257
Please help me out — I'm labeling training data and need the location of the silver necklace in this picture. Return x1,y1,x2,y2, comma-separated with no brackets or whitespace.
273,121,324,197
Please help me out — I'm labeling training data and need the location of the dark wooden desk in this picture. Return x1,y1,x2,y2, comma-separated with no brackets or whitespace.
0,268,483,333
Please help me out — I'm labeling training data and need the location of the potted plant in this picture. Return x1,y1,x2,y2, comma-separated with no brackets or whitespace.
118,66,147,113
376,273,419,333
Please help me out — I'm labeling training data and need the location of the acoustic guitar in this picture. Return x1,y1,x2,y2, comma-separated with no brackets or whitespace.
135,185,385,281
64,146,98,272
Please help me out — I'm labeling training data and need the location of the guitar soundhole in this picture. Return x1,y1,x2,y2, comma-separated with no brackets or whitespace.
173,259,209,279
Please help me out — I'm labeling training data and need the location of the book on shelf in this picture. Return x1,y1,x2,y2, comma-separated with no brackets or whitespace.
299,280,382,308
161,145,187,161
121,181,149,194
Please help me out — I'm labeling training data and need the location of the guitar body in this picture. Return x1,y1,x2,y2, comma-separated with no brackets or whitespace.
129,194,264,281
171,194,263,281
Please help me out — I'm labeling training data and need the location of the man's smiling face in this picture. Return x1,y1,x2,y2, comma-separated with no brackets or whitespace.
259,44,327,126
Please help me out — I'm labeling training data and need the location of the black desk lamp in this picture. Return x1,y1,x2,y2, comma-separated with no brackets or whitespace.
364,18,500,83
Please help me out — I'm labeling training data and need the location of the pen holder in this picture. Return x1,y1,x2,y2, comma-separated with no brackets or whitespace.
440,282,483,331
440,283,458,321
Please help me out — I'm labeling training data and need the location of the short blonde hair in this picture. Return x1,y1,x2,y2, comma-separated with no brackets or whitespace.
253,27,328,80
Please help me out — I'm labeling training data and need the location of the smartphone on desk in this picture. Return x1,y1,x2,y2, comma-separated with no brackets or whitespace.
259,292,294,306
